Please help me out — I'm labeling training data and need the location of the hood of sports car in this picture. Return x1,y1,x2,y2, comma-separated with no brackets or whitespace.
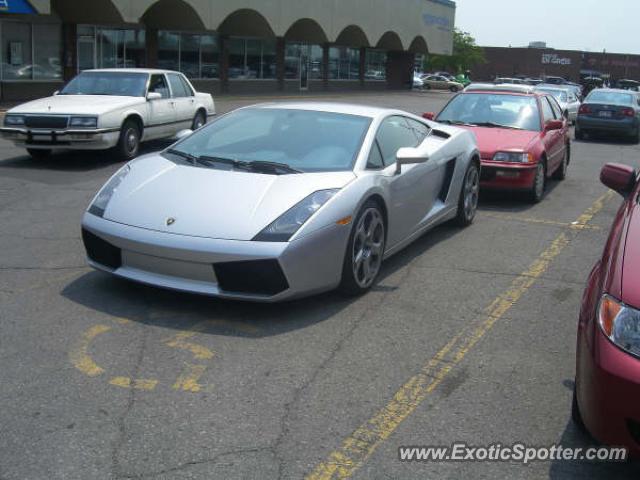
9,95,142,115
103,155,355,241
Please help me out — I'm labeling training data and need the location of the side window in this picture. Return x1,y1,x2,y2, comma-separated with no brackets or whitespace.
168,74,189,98
179,75,194,96
149,74,170,98
375,116,420,166
366,141,384,169
548,96,563,119
540,96,555,122
405,118,430,144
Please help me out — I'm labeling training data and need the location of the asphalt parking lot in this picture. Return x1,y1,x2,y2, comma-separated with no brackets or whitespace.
1,90,640,480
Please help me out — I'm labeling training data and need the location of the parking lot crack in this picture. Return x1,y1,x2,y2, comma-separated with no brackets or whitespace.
111,327,150,479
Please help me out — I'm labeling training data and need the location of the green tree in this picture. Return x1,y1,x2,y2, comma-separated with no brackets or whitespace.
425,29,486,74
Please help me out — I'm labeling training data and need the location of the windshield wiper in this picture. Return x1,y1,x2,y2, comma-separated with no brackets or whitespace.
438,120,478,126
474,122,523,130
167,151,301,175
166,148,198,164
242,160,302,174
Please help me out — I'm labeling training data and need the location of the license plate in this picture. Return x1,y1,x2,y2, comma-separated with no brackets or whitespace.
31,134,53,142
599,111,612,118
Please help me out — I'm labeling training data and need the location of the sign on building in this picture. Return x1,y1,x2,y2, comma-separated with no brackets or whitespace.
542,53,571,66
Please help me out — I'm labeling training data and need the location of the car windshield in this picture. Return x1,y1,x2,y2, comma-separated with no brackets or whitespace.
59,72,148,96
587,91,634,105
537,89,568,102
167,108,372,172
436,93,541,131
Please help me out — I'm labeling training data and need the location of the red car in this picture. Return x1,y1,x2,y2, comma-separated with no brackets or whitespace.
574,163,640,455
424,86,571,202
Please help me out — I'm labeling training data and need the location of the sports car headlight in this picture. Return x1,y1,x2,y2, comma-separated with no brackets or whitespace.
493,152,534,163
253,189,339,242
69,116,98,128
4,115,25,126
599,295,640,358
88,164,131,217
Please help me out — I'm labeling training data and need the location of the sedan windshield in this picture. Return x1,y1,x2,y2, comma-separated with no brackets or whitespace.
59,72,148,96
168,108,372,172
586,91,634,106
536,88,568,103
436,93,541,131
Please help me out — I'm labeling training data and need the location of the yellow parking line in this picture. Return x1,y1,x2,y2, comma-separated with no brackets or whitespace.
164,322,215,360
306,190,615,480
109,376,158,391
172,363,209,392
68,324,111,377
481,212,602,230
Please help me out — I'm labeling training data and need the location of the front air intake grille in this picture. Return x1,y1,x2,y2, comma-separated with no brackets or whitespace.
213,259,289,296
24,116,69,129
82,228,121,270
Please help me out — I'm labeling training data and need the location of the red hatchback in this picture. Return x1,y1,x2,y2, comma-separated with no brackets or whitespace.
424,86,571,202
574,163,640,455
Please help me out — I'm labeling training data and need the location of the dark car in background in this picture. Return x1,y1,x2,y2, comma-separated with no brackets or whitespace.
576,89,640,142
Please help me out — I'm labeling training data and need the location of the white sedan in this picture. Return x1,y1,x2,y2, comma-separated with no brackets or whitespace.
0,68,215,160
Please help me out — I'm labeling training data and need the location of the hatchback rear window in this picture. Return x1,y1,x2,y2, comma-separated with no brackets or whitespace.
587,91,634,105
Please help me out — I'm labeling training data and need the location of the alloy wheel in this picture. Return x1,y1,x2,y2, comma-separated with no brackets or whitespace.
352,208,385,288
463,166,480,221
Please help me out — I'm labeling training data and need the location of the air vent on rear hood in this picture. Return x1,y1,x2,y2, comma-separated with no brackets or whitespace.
431,129,451,139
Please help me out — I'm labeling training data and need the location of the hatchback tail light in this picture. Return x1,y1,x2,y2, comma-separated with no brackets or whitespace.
578,104,591,115
621,107,635,117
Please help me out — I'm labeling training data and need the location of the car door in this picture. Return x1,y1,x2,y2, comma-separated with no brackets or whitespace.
146,73,177,139
167,73,196,131
540,95,564,171
372,116,443,248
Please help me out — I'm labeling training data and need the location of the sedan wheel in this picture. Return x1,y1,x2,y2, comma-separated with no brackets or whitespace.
339,201,386,295
529,162,546,203
116,120,140,160
456,162,480,227
192,111,206,130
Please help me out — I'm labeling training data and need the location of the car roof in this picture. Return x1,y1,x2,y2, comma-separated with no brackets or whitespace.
590,88,638,94
247,102,409,119
465,83,537,95
83,68,177,75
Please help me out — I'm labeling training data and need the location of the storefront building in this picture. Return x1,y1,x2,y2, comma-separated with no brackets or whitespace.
0,0,456,100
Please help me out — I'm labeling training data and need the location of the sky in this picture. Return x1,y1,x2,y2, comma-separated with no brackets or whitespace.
454,0,637,54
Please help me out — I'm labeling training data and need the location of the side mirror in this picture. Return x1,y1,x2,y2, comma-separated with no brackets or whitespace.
175,129,193,141
422,112,436,120
147,92,162,101
600,163,636,196
395,147,428,174
544,119,563,131
53,90,59,96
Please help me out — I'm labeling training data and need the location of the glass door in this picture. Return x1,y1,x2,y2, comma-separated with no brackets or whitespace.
300,49,309,90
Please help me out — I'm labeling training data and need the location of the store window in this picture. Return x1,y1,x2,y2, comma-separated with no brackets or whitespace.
158,31,219,79
365,50,387,81
1,21,62,80
285,43,323,80
328,46,360,80
228,38,276,79
77,26,146,72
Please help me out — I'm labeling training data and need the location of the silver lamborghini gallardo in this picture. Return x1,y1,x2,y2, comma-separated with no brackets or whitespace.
81,103,480,301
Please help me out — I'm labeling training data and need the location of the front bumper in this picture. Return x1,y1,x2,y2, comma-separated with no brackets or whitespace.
577,326,640,456
576,116,638,135
479,160,538,190
0,127,120,150
81,212,350,302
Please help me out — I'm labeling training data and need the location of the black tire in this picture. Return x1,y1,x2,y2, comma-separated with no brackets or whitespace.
553,148,568,181
575,127,584,141
115,119,141,161
338,200,386,296
449,85,459,92
192,110,206,130
455,162,480,227
26,148,51,160
424,83,431,90
529,161,546,203
572,384,587,432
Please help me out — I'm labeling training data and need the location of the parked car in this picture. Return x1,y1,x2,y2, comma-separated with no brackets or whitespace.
575,88,640,142
81,103,480,301
494,77,527,85
0,68,216,160
422,75,464,92
535,85,581,123
616,79,640,91
525,78,544,85
573,162,640,457
543,76,567,85
413,74,424,89
423,84,570,202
